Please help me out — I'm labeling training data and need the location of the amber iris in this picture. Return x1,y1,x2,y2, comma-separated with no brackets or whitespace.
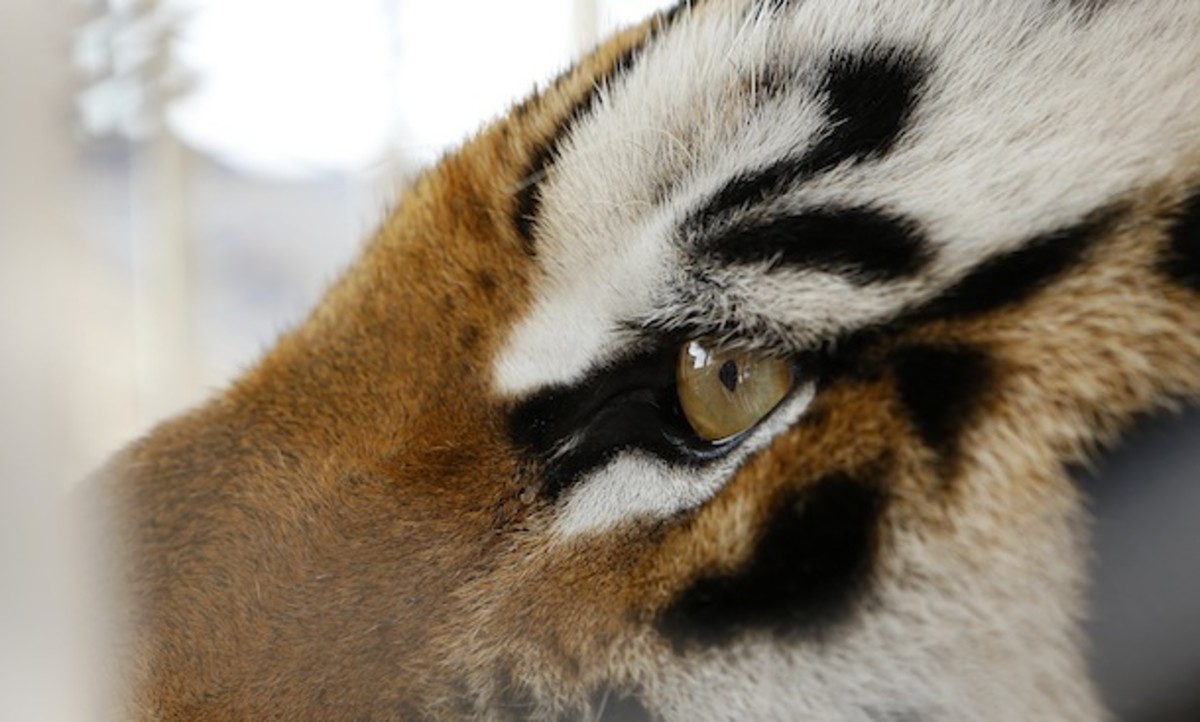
676,338,793,442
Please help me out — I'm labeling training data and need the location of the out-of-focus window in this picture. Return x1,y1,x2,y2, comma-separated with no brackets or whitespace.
81,0,676,176
61,0,677,479
1,9,672,711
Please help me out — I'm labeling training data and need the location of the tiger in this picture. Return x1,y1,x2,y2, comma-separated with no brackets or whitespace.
95,0,1200,719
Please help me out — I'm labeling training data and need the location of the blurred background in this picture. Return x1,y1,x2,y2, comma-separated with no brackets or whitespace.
0,1,1195,720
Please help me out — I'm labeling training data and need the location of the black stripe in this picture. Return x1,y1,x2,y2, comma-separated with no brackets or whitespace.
910,209,1115,322
657,473,885,649
704,205,932,283
890,344,993,465
689,157,812,232
815,48,928,167
513,6,692,250
1160,189,1200,294
513,47,637,247
690,48,927,230
514,144,560,247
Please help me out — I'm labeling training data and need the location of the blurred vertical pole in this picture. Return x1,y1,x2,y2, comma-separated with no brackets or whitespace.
116,0,198,428
74,0,199,431
0,0,105,719
129,122,196,427
573,0,600,53
378,0,423,205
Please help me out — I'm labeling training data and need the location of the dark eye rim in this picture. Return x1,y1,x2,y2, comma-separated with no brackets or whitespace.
508,332,825,501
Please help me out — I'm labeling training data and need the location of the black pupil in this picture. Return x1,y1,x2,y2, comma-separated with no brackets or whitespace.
718,359,739,392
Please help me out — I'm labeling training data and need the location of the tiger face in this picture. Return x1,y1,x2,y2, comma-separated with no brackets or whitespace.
101,1,1200,720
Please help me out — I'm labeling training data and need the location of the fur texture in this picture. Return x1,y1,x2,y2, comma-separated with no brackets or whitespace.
99,1,1200,719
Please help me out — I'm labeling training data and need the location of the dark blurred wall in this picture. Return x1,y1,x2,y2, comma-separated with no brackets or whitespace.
1086,407,1200,722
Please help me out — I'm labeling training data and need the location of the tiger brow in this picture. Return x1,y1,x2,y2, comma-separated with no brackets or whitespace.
688,46,929,231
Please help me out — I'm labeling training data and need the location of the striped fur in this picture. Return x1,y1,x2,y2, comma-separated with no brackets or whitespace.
99,1,1200,719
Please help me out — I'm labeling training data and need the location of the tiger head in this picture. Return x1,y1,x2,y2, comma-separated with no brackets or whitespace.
100,1,1200,719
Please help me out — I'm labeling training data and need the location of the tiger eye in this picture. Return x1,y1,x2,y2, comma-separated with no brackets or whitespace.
677,338,794,442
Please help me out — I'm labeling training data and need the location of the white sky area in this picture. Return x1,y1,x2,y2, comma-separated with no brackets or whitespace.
166,0,677,177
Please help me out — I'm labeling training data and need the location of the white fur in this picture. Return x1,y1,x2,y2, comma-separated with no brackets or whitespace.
649,515,1101,722
493,0,1200,535
640,406,1103,721
497,0,1200,373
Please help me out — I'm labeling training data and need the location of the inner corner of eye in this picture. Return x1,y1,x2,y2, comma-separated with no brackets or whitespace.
675,337,796,443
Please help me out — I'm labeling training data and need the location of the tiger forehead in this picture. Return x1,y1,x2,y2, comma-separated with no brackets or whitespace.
493,0,1200,397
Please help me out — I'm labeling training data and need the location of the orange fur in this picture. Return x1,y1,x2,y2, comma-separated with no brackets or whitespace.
94,5,1200,719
